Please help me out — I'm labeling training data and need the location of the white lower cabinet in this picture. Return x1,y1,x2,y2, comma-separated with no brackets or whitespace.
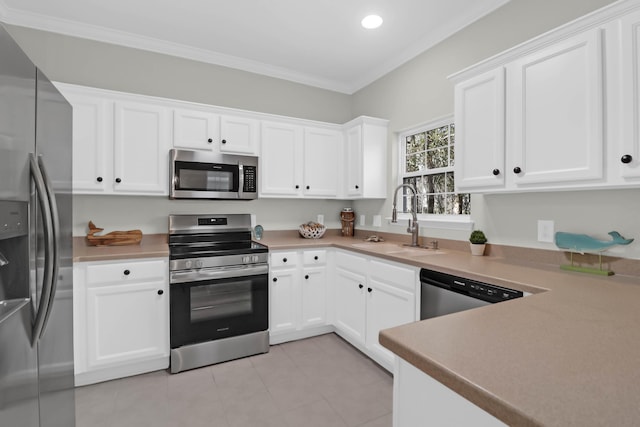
334,251,418,371
269,249,331,344
334,265,367,343
73,258,169,386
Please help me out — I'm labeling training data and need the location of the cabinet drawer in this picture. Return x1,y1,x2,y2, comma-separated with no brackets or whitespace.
270,251,298,268
85,259,166,286
303,250,326,265
335,250,368,273
369,259,416,291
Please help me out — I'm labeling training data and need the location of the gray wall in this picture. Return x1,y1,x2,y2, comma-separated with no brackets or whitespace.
5,26,352,123
8,0,640,259
350,0,640,259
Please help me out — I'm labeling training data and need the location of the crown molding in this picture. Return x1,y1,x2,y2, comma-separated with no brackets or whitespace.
0,0,510,95
1,6,354,93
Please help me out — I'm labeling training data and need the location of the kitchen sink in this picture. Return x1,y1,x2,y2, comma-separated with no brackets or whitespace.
350,242,445,256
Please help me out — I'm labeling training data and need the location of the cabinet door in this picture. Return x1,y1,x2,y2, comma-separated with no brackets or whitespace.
345,125,363,197
366,278,415,367
270,268,298,334
260,121,303,197
618,10,640,179
454,68,505,191
113,101,170,194
173,108,219,151
334,267,366,345
86,281,168,369
66,93,112,193
303,127,342,197
508,29,604,186
301,267,326,328
220,115,259,155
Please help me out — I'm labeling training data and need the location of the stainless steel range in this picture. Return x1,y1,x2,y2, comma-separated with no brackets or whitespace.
168,214,269,373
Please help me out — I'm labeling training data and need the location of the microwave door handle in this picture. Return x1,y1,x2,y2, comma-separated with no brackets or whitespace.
29,154,55,345
238,163,244,199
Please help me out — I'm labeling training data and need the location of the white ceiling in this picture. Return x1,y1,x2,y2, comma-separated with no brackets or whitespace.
0,0,511,94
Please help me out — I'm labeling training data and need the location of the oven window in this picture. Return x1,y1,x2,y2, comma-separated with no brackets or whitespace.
190,280,253,323
179,169,234,192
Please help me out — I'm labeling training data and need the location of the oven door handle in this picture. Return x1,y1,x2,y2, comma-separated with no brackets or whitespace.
170,264,268,284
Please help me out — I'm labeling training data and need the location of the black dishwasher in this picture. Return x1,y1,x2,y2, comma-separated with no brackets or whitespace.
420,268,523,320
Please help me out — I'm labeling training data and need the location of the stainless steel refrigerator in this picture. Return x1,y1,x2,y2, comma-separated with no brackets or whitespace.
0,24,75,427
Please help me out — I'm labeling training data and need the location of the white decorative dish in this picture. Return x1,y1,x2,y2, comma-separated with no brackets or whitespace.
299,222,326,239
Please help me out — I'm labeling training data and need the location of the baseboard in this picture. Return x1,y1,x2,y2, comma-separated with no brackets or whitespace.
269,325,335,345
74,357,169,387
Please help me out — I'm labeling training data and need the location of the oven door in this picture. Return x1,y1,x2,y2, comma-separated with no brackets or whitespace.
170,265,268,348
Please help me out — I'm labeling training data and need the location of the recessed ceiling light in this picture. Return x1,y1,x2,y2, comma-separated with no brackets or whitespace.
361,14,383,29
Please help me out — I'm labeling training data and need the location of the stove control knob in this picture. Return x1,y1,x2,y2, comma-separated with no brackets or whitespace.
195,260,204,268
252,255,259,263
185,260,192,269
242,256,250,263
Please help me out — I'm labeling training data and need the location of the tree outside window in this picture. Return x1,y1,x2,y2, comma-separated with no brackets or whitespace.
401,121,470,215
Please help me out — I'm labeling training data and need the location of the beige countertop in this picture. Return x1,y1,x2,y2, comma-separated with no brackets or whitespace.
72,229,640,425
73,234,169,262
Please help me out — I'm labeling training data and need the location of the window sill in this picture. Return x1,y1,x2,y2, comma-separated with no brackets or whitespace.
387,213,474,231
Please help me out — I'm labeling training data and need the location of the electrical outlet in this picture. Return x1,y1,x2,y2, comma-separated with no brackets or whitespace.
373,215,382,227
317,214,324,225
537,220,555,243
359,215,366,226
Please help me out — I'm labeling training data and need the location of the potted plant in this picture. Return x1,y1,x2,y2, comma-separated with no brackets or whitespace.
469,230,487,256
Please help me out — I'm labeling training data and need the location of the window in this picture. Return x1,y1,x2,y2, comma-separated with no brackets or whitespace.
399,117,470,216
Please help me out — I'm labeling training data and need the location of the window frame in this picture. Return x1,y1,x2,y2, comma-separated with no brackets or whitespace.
395,115,473,231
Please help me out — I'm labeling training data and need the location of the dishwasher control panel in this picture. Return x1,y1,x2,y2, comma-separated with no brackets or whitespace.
421,268,523,304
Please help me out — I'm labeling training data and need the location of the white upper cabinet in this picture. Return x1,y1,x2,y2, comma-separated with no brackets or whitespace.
220,115,259,155
449,2,640,193
173,108,219,151
58,82,387,199
507,29,604,187
113,101,171,195
59,84,171,196
615,9,640,181
64,91,112,193
303,127,342,197
173,109,258,155
261,117,387,200
260,121,304,197
343,117,388,198
454,68,505,191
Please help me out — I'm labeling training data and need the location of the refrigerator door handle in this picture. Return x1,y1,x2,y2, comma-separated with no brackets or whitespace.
37,155,60,340
29,153,58,344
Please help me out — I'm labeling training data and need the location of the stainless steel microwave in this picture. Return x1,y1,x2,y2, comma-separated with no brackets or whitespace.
169,149,258,200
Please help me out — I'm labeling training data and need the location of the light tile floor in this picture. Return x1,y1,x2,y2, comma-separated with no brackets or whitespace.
75,333,393,427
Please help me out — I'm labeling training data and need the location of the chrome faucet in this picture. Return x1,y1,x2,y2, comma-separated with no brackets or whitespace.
391,184,420,247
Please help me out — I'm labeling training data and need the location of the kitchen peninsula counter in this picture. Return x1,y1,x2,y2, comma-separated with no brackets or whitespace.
260,230,640,427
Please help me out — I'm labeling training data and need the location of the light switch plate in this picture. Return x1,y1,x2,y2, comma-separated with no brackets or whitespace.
373,215,382,227
317,214,324,225
359,215,366,226
537,220,555,243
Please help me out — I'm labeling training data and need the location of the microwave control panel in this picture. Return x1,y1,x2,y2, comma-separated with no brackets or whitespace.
243,166,257,192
